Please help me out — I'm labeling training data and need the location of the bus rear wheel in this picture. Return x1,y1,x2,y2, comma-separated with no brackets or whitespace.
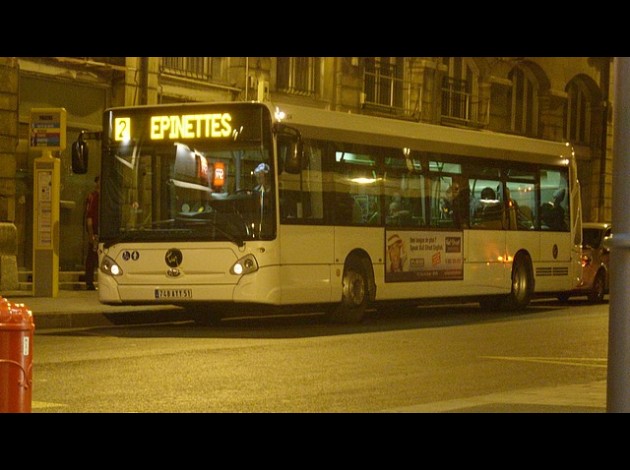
328,259,370,324
503,253,534,310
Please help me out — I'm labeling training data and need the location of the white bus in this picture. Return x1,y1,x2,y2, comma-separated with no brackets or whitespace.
95,101,582,323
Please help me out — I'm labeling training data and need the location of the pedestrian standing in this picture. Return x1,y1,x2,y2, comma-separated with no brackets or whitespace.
84,176,100,290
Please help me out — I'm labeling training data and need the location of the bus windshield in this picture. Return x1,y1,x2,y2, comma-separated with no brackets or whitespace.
100,103,275,246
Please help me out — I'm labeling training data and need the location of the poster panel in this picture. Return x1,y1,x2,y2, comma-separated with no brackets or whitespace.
385,230,463,282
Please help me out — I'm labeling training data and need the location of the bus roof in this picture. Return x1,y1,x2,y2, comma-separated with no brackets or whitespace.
270,102,572,166
104,100,572,166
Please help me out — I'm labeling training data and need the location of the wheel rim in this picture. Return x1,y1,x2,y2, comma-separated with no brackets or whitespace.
343,269,366,307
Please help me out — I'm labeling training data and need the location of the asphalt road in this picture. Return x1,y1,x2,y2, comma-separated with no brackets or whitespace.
29,299,608,413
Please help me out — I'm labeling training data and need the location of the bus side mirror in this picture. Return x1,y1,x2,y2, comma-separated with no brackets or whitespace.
283,140,303,175
71,132,89,174
275,124,303,175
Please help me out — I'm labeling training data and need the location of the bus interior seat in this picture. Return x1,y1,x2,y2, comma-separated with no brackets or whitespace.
516,204,534,229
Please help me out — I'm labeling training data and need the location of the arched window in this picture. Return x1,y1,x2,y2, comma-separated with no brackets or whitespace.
508,66,539,136
565,79,592,145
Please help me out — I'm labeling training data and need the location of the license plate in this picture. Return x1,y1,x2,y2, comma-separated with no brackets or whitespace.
155,288,193,299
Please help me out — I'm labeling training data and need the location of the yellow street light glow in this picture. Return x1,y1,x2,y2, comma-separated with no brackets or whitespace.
274,107,287,121
350,177,377,184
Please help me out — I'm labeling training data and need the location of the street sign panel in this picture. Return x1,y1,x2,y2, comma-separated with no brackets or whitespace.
30,108,67,151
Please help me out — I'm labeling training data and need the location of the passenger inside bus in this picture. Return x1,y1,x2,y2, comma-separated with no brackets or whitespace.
473,186,503,228
386,200,410,225
541,188,567,230
366,199,381,225
442,180,469,228
335,194,363,224
505,187,535,230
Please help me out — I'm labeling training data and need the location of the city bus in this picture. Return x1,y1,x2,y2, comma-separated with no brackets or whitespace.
95,100,582,323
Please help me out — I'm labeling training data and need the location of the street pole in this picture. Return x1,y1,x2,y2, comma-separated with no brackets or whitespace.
607,57,630,412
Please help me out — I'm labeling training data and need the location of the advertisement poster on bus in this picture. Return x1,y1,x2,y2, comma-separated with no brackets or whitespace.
385,230,463,282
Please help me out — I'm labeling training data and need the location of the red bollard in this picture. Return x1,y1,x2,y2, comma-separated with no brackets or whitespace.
0,296,35,413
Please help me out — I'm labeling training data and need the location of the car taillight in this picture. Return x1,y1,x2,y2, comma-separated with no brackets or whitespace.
581,254,592,268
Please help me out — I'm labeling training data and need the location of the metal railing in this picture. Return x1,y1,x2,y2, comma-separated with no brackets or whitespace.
161,57,214,81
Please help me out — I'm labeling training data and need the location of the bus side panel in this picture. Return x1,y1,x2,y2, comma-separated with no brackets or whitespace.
279,225,335,304
464,230,508,295
373,229,508,301
536,232,575,292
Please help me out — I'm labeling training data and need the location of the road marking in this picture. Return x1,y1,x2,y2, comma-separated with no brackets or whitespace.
382,380,606,413
481,356,607,368
32,400,67,409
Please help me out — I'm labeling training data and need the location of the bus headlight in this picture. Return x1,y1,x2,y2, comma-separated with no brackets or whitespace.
101,255,123,276
230,254,258,275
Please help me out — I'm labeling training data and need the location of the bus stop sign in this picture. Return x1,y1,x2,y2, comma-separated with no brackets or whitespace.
29,108,67,151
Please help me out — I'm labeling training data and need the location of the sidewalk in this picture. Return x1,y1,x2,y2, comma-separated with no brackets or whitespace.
1,288,186,330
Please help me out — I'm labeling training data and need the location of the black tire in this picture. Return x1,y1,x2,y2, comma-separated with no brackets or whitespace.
327,258,370,324
502,253,534,310
587,271,606,303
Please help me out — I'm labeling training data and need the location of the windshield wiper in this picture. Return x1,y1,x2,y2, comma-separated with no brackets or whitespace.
102,226,193,248
176,214,245,247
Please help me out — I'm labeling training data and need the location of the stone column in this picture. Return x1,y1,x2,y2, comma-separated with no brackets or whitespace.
0,57,19,289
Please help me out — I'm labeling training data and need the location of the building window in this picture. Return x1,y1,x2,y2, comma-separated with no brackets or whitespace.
508,66,538,136
161,57,224,81
362,57,404,109
440,57,474,123
277,57,320,96
565,80,591,145
442,77,470,121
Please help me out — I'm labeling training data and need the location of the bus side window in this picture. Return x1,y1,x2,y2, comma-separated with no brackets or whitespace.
280,190,299,220
365,199,381,225
506,184,536,230
335,193,362,224
471,182,503,229
540,189,567,231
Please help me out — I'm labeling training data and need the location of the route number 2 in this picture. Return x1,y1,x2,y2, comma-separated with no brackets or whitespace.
115,118,131,142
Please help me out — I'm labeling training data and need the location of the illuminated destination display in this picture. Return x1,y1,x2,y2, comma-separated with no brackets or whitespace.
150,113,232,140
114,113,234,142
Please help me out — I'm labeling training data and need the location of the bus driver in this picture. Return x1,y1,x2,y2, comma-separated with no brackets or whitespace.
254,162,271,192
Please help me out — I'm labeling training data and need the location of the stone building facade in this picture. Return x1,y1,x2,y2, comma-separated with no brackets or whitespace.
0,57,615,274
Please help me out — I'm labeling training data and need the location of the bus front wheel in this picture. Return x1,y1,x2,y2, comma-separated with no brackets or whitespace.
328,259,370,323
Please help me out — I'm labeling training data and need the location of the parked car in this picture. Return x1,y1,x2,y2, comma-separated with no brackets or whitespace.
559,222,612,303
